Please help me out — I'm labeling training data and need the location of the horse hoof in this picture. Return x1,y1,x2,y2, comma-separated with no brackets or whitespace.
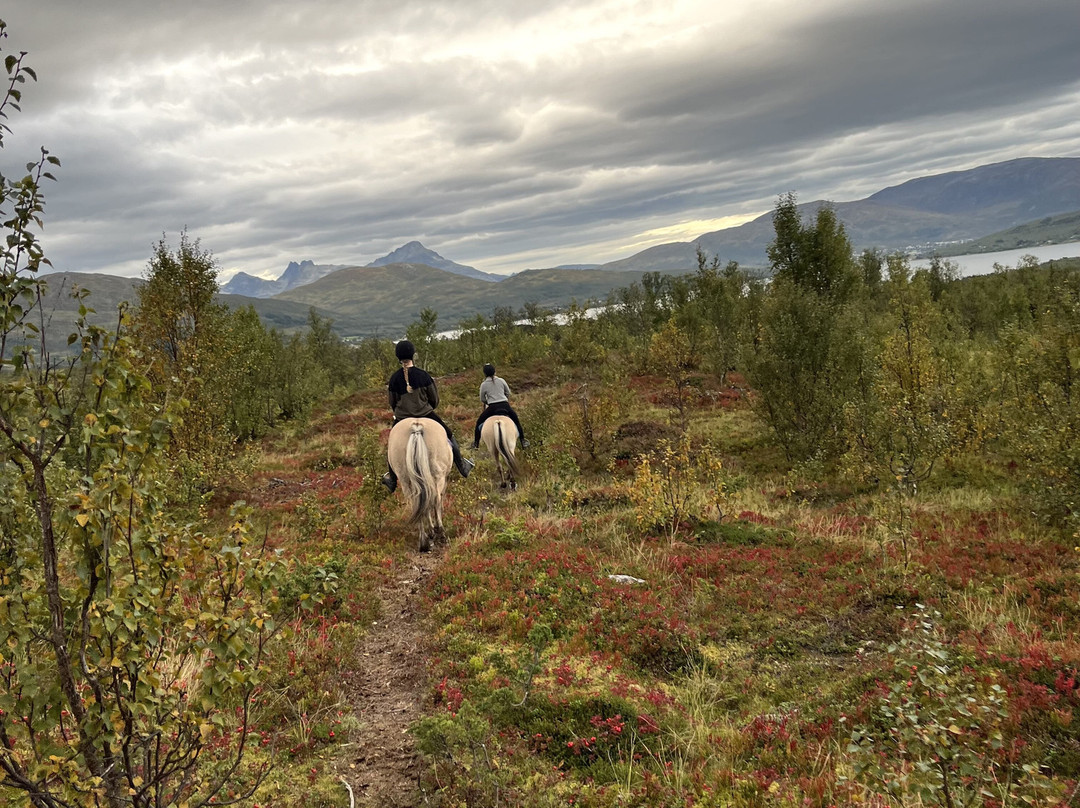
419,538,431,553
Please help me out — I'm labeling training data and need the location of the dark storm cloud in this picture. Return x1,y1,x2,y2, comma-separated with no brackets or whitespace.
3,0,1079,278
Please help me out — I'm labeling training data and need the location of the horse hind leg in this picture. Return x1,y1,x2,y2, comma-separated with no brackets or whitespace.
433,482,447,545
500,456,516,490
418,515,432,553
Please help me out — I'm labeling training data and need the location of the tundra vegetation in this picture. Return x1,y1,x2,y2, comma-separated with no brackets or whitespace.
3,19,1080,808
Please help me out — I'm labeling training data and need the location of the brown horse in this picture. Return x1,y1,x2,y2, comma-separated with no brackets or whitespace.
480,415,522,490
386,418,453,552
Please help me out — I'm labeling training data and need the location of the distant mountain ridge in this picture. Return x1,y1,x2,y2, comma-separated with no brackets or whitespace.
221,242,500,298
601,157,1080,272
368,241,502,282
273,263,648,336
221,260,350,297
865,157,1080,216
43,155,1080,341
225,158,1080,297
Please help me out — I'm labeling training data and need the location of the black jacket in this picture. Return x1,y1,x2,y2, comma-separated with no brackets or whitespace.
388,366,438,419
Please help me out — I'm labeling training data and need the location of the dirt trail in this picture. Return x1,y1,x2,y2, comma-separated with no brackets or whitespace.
340,549,441,807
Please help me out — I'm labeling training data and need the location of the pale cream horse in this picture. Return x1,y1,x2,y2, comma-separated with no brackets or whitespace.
386,418,453,552
480,415,522,490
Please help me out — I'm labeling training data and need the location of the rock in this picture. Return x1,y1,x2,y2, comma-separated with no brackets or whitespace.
608,574,646,585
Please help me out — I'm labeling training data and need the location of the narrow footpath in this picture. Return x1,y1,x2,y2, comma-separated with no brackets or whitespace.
340,550,441,807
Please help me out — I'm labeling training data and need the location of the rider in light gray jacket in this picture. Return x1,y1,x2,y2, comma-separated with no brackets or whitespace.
471,363,528,449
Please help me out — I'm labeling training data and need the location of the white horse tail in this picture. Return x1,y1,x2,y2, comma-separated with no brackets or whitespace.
405,421,437,526
496,420,521,480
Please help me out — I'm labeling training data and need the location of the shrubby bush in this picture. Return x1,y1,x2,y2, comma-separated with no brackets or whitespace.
846,607,1061,806
0,30,288,806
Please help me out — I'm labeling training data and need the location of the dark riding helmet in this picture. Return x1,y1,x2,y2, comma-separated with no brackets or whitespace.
483,363,496,377
395,340,416,361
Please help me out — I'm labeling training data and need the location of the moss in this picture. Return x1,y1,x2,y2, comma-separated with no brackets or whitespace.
693,517,781,546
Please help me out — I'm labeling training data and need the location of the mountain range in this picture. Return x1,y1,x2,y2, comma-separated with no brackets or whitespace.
222,260,349,297
35,156,1080,343
598,156,1080,272
221,242,501,297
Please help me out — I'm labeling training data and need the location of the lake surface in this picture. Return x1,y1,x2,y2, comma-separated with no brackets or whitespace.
912,242,1080,277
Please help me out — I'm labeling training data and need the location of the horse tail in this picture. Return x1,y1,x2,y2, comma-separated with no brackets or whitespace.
404,421,436,526
496,421,521,479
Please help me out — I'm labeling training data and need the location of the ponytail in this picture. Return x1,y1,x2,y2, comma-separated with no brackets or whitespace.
403,363,412,393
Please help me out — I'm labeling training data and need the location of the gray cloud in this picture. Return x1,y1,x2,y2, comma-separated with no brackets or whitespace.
3,0,1079,279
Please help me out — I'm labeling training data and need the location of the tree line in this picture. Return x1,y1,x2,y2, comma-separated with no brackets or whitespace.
590,193,1080,541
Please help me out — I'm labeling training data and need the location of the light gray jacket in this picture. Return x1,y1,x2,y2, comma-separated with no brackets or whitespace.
479,375,511,405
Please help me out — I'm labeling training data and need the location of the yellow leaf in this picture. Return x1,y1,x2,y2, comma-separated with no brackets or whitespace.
76,513,89,527
948,724,963,735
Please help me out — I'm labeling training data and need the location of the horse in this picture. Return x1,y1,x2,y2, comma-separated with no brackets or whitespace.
480,415,522,490
386,418,453,552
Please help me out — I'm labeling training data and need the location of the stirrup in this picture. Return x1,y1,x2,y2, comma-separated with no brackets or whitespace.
459,458,474,478
381,472,397,493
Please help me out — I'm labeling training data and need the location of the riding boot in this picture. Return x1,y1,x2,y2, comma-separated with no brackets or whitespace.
449,437,474,478
381,468,397,493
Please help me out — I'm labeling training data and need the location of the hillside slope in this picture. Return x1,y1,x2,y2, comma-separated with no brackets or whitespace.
32,272,333,349
936,209,1080,255
601,156,1080,272
275,263,651,335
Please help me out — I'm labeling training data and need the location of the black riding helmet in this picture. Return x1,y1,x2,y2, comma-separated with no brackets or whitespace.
483,363,495,377
395,340,416,361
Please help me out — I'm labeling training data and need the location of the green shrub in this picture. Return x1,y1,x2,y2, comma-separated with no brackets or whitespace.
844,605,1061,807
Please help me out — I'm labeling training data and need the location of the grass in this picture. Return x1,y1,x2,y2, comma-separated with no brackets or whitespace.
200,359,1080,807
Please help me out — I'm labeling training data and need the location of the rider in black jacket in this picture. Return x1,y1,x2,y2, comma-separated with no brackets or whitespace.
382,340,473,493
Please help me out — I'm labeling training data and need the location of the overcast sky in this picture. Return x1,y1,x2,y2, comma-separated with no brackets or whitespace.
3,0,1078,280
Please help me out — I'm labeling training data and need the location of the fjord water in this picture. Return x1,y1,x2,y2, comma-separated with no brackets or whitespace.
914,241,1080,277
